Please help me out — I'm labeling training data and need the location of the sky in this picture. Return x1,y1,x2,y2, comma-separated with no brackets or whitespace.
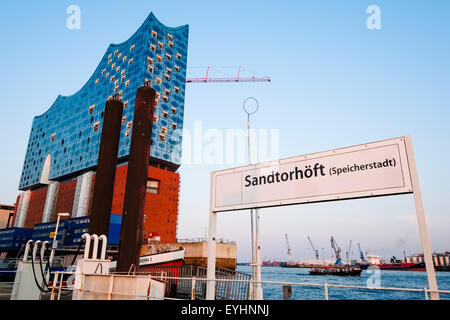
0,1,449,263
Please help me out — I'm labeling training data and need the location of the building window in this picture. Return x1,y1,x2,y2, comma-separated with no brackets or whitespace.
102,69,106,74
150,44,156,51
130,44,135,51
93,121,100,131
152,30,157,38
122,55,127,62
51,133,56,142
89,105,95,114
162,111,168,118
157,55,162,62
118,53,122,59
127,121,132,128
153,115,159,122
162,95,168,102
110,75,115,82
174,65,180,72
164,89,170,96
166,68,172,74
171,107,177,114
146,179,159,194
106,72,109,78
116,66,120,72
108,59,112,65
147,57,153,65
114,86,119,92
158,41,163,49
125,130,130,137
121,69,125,75
164,74,170,81
95,79,99,84
114,49,119,55
159,134,166,141
168,34,173,41
176,53,182,59
155,92,161,99
174,86,180,93
108,53,112,59
111,62,116,69
125,80,129,86
168,41,174,48
148,65,154,73
156,77,162,85
122,116,126,124
121,75,126,82
172,123,177,129
128,58,133,65
161,126,167,134
124,101,128,108
166,53,171,60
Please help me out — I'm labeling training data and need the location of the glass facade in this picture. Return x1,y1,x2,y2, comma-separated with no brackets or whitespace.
19,13,188,190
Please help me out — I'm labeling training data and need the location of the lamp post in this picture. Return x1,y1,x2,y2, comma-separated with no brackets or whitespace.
243,97,263,300
49,212,70,268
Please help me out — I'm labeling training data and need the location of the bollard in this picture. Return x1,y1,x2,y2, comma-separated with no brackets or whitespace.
282,285,292,300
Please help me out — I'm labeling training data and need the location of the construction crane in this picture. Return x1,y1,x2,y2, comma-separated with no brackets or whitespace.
186,66,271,83
307,236,319,260
346,240,352,264
285,234,292,262
330,236,343,265
358,242,364,261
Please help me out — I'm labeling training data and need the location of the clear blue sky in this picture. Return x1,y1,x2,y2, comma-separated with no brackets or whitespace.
0,1,449,262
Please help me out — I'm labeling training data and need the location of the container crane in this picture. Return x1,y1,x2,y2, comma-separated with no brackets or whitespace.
358,242,365,261
186,66,271,83
346,240,352,264
330,236,343,265
285,234,292,262
307,236,319,260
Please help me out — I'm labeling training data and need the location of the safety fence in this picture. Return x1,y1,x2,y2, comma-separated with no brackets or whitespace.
45,270,450,301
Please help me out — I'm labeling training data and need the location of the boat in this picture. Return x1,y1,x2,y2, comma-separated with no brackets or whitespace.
309,265,362,276
378,262,426,271
109,248,185,271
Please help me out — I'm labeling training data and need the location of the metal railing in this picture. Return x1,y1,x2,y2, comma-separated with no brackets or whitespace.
176,238,236,245
46,269,450,301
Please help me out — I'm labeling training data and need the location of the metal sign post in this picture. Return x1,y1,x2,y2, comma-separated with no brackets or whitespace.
404,138,439,300
243,97,263,300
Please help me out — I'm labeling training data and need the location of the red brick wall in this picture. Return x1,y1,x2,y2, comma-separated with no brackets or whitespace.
24,186,48,228
111,165,179,243
54,179,77,222
12,165,180,243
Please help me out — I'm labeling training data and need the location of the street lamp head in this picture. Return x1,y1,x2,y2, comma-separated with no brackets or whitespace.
243,97,259,115
58,212,70,217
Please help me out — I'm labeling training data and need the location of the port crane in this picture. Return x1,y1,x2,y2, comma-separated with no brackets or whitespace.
358,242,365,261
331,236,343,265
186,66,271,83
307,236,319,260
346,240,353,264
285,234,293,262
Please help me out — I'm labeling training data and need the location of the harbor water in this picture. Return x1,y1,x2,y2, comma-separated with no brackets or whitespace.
237,266,450,300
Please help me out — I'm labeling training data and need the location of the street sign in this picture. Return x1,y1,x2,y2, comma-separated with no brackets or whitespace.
211,137,413,212
49,232,55,239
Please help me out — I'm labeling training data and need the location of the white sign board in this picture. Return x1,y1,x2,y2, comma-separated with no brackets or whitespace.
211,137,414,212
